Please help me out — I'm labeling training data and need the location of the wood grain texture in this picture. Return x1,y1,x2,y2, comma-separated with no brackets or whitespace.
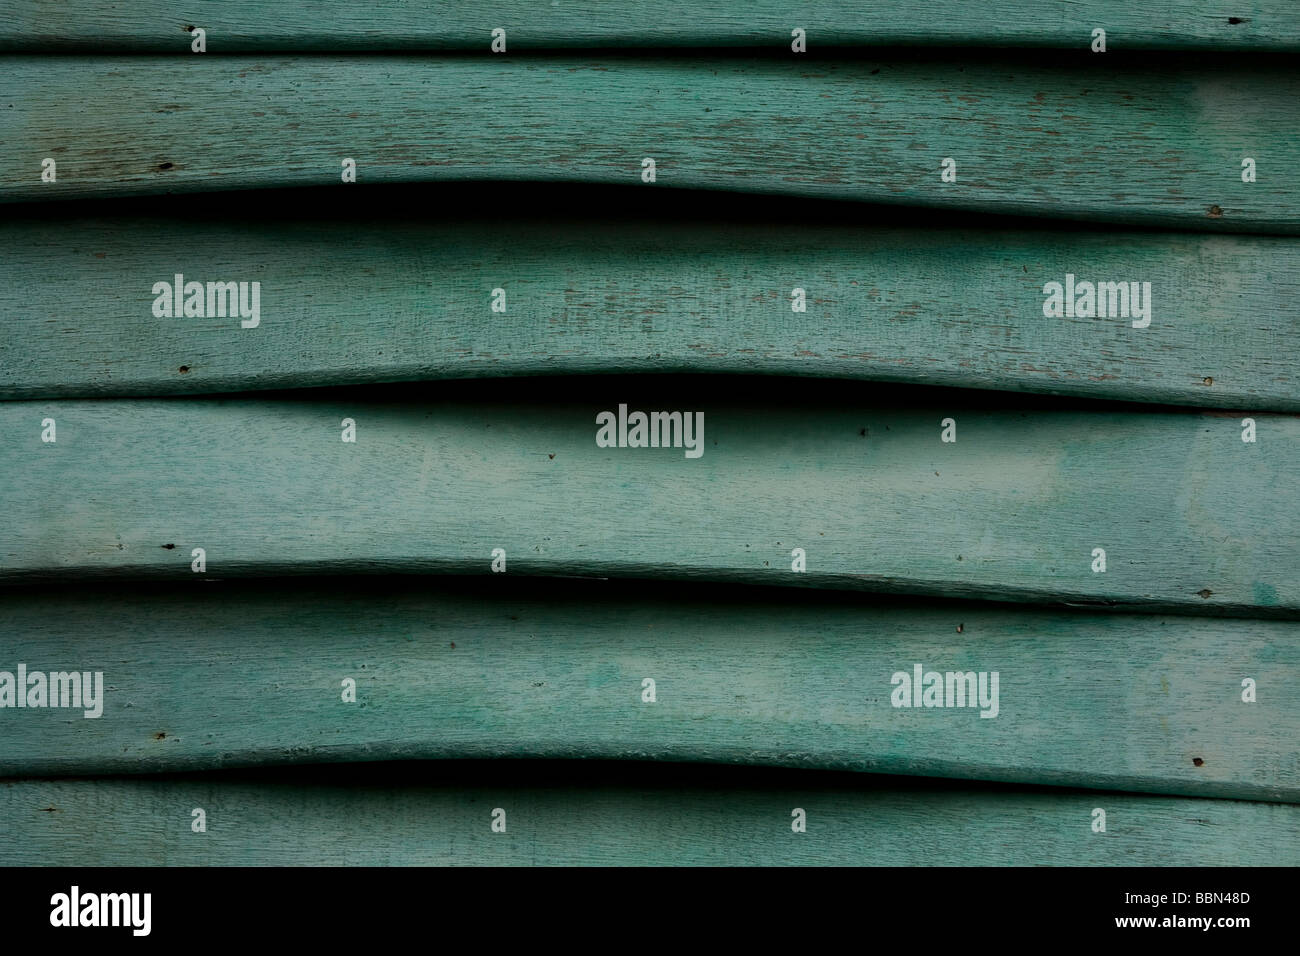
3,2,1298,52
3,215,1298,408
1,580,1294,800
1,393,1295,615
4,55,1296,232
2,767,1295,865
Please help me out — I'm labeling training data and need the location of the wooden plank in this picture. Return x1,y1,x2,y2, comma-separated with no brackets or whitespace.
3,214,1298,408
4,56,1297,232
4,2,1299,52
1,392,1296,615
2,766,1295,865
0,580,1295,801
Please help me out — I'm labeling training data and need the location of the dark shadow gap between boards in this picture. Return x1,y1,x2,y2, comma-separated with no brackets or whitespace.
138,374,1300,420
0,571,1293,623
7,47,1296,65
6,182,1297,239
0,758,1232,799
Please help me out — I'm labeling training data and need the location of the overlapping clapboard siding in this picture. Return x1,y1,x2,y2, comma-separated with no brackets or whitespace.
3,215,1298,408
3,56,1297,232
3,2,1295,872
3,767,1295,866
0,581,1294,800
2,394,1294,614
1,1,1297,52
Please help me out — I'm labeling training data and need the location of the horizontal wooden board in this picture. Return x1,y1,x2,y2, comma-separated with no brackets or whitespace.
2,766,1295,865
3,216,1298,408
0,580,1295,800
3,56,1297,232
3,2,1298,52
1,393,1296,615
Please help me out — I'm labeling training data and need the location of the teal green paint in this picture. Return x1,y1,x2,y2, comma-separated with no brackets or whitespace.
2,398,1296,615
3,1,1298,51
1,772,1295,866
4,57,1297,232
0,581,1295,800
2,218,1298,408
1254,582,1280,606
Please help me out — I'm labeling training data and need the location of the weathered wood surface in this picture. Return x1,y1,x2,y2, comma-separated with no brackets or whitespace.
1,393,1295,615
3,2,1298,52
3,216,1298,408
1,580,1294,801
4,56,1296,232
2,766,1295,865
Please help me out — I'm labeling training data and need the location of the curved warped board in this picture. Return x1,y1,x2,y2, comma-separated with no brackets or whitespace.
2,768,1296,866
2,1,1298,52
0,580,1296,801
1,394,1297,615
3,56,1297,232
3,216,1299,408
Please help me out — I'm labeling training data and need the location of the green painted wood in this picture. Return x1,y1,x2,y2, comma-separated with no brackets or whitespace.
3,216,1298,409
4,56,1296,232
3,2,1298,52
2,768,1295,865
1,580,1295,801
1,394,1295,615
